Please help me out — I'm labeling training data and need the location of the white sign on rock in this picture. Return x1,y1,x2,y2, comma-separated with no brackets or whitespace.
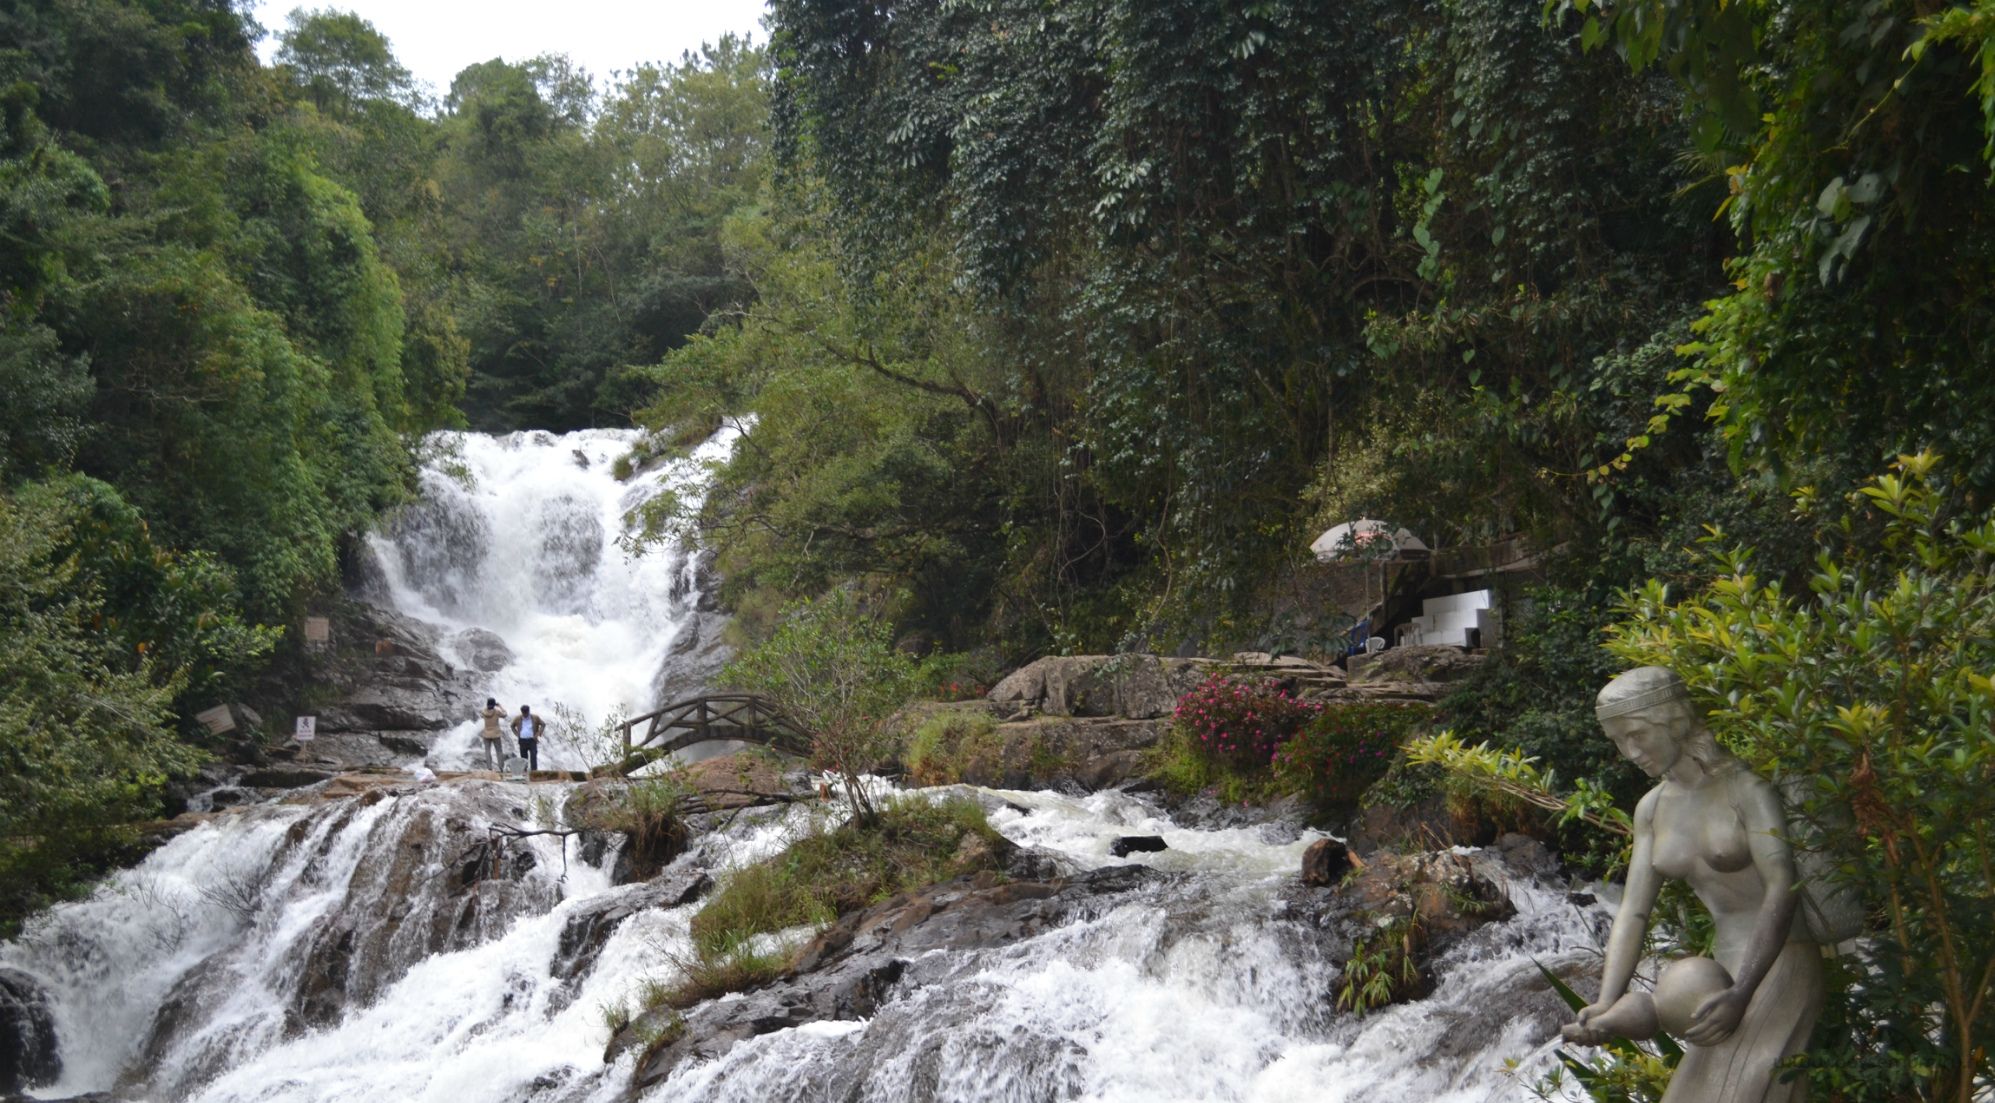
294,715,317,742
195,705,236,735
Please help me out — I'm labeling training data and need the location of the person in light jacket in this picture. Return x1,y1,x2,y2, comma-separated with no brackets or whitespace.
479,698,507,771
511,704,541,775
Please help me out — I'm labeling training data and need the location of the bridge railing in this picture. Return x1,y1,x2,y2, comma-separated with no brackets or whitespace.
617,693,812,766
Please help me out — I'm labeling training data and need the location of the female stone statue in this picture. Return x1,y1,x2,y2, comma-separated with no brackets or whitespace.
1560,666,1823,1102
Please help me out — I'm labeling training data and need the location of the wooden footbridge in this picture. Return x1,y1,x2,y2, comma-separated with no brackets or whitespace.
612,694,812,773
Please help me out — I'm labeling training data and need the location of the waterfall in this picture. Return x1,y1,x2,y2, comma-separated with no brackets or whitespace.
1,428,1613,1101
361,427,739,772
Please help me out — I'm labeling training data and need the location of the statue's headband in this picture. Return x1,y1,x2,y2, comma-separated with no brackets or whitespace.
1595,682,1690,720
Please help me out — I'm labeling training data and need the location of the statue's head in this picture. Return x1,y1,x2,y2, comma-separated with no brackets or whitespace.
1596,666,1730,778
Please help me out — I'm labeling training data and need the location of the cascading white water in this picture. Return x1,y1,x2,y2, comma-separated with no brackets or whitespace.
364,427,740,771
2,780,1609,1103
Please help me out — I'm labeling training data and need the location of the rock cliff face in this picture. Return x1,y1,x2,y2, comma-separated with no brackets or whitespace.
290,599,485,770
170,598,484,818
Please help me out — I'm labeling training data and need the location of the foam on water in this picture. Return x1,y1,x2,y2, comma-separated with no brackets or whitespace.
4,777,1606,1103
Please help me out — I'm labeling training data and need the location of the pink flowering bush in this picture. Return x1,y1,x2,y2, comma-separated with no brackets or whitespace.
1271,704,1426,810
1172,673,1322,769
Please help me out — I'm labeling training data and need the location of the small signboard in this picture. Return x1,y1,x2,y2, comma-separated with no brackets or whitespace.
195,704,237,736
294,715,318,742
303,616,331,650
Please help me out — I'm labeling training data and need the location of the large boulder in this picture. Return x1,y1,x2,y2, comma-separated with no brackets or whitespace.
986,654,1204,720
984,662,1047,718
909,714,1169,791
548,869,711,1010
448,628,514,673
0,968,58,1095
562,778,695,883
675,752,802,811
1337,850,1515,938
1040,656,1116,717
1347,644,1484,686
1106,654,1207,719
1300,838,1355,886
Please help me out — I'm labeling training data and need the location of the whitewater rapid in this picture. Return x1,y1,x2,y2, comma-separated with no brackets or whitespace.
2,782,1607,1103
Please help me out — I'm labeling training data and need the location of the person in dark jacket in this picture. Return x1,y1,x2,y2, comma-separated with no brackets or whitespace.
511,705,541,775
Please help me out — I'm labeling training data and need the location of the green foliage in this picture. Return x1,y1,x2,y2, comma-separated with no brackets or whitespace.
902,706,1001,787
1440,588,1641,806
634,190,1038,647
0,0,473,928
1560,0,1995,493
1151,726,1282,809
438,38,768,430
1338,916,1425,1017
622,0,1759,666
1525,961,1677,1103
655,938,791,1012
678,795,1005,1003
1154,690,1427,819
276,8,419,117
1404,731,1633,842
0,481,205,935
722,591,922,821
1271,704,1427,815
1606,454,1995,1101
13,476,280,710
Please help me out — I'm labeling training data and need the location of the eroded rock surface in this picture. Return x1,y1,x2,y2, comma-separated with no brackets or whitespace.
0,968,58,1095
620,864,1166,1088
1346,643,1484,687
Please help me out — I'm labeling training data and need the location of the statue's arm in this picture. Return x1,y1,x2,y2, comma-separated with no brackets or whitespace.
1682,773,1802,1045
1594,788,1662,1006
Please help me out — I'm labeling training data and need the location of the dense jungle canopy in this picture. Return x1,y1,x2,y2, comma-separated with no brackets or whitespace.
5,0,1995,1093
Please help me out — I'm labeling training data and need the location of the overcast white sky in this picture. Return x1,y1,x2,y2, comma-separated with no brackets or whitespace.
249,0,770,97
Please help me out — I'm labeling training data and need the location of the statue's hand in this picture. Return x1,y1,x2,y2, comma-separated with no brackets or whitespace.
1561,1004,1613,1046
1682,986,1749,1046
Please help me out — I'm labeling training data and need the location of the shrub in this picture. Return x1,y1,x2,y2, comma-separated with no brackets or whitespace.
723,590,922,823
1608,454,1995,1101
1272,704,1427,813
688,796,1004,956
914,649,1002,702
1438,585,1643,809
1151,725,1280,806
902,706,1000,785
1171,673,1321,769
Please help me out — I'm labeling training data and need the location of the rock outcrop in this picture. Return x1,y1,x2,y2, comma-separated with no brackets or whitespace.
0,968,58,1096
987,654,1207,721
129,783,568,1099
1346,644,1484,690
447,628,514,673
618,864,1164,1088
963,650,1411,793
548,869,712,1011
